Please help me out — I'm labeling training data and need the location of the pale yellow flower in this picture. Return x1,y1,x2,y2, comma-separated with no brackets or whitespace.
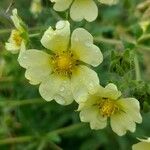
132,138,150,150
18,20,103,105
5,9,28,54
78,83,142,136
30,0,43,17
50,0,118,22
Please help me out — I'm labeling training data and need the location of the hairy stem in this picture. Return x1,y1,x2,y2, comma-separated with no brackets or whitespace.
95,36,150,52
0,123,84,145
134,53,141,81
0,98,45,107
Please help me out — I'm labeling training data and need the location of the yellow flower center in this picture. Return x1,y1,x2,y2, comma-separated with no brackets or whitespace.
52,51,78,76
11,30,22,46
99,98,119,117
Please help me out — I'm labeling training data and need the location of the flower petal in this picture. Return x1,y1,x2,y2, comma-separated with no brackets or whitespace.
71,28,103,67
39,75,73,105
78,94,100,110
18,50,51,84
110,95,142,136
132,141,150,150
25,65,51,85
99,83,122,100
51,0,73,11
110,112,136,136
79,106,107,130
90,117,107,130
11,9,25,32
18,41,26,57
11,9,21,30
118,98,142,123
71,65,99,103
5,42,20,54
70,0,98,22
98,0,118,5
18,49,51,68
105,83,118,91
41,21,70,53
80,106,98,122
138,138,150,143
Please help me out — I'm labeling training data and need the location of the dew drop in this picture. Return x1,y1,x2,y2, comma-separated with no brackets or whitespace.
54,95,65,105
60,86,65,92
23,56,27,59
53,32,57,36
88,37,91,40
56,21,65,30
74,37,79,42
46,34,50,38
88,83,96,94
85,42,91,47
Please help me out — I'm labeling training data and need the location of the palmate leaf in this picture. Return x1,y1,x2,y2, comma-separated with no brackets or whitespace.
110,49,134,76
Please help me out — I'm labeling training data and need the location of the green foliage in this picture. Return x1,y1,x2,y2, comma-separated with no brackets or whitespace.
129,81,150,112
110,49,134,76
0,0,150,150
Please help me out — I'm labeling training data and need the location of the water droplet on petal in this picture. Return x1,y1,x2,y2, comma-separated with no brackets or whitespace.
23,56,27,59
78,95,88,103
54,95,65,105
53,32,57,36
46,34,50,38
60,86,65,92
88,83,96,94
74,37,79,42
85,42,91,48
56,21,65,30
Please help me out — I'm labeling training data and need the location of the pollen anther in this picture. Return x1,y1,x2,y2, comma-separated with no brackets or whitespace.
99,98,119,117
11,30,23,46
52,51,78,76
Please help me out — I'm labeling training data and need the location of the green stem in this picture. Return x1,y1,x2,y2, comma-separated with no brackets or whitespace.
94,36,150,52
29,33,41,38
136,44,150,52
0,26,47,35
29,26,47,32
134,53,141,81
0,29,11,35
0,99,45,107
47,123,84,135
50,9,63,21
48,141,63,150
0,123,84,145
94,36,122,45
0,136,34,145
138,34,150,43
0,76,13,82
37,140,47,150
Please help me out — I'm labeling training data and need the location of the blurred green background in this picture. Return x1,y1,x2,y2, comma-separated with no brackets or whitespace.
0,0,150,149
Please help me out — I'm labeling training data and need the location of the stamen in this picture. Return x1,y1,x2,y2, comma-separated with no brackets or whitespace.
11,30,22,46
52,51,78,76
99,98,119,117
